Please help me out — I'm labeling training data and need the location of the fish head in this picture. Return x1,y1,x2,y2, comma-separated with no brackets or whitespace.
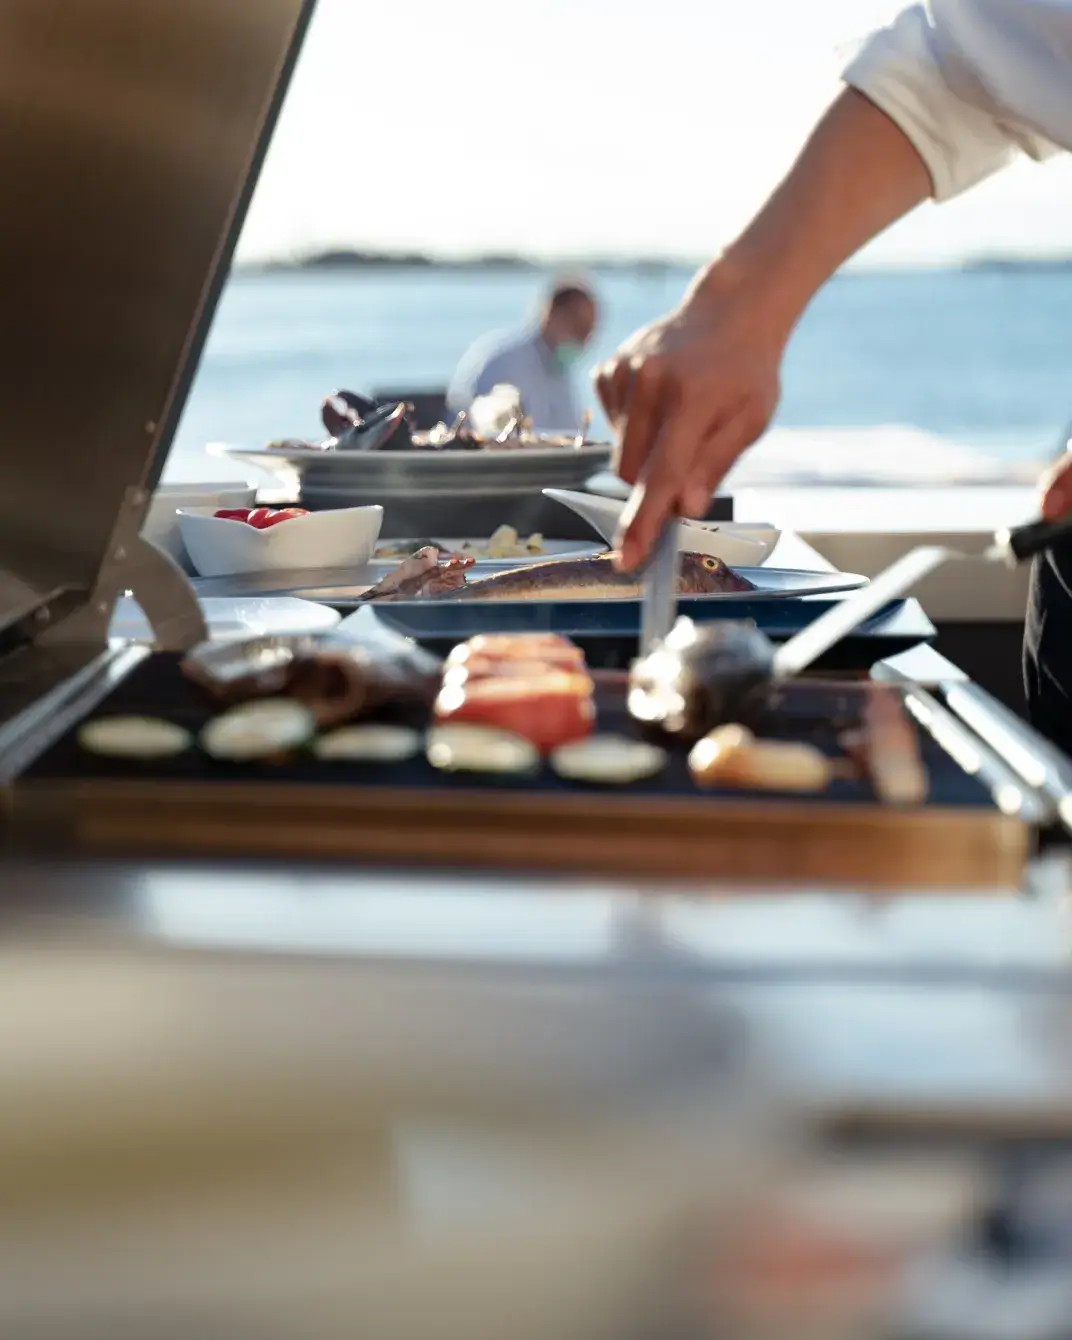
678,553,756,595
363,547,473,601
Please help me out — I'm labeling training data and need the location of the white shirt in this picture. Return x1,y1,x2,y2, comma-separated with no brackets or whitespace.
843,0,1072,200
446,327,583,434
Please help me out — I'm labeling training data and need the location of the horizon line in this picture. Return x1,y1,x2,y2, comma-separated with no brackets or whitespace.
232,246,1072,275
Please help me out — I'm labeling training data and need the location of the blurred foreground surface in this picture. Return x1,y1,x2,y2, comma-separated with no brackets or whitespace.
3,859,1072,1336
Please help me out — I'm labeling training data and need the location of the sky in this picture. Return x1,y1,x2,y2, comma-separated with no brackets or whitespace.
235,0,1072,267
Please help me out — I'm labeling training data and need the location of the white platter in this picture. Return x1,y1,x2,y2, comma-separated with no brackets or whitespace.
265,566,869,608
210,441,613,478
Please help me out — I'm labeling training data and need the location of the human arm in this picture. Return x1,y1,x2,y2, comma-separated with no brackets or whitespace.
599,87,932,566
602,0,1072,568
1041,452,1072,521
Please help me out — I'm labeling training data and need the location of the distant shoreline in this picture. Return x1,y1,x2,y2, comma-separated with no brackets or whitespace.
236,249,692,276
234,247,1072,278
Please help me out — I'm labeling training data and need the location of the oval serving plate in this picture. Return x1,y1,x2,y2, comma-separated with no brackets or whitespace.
277,567,868,607
210,441,614,475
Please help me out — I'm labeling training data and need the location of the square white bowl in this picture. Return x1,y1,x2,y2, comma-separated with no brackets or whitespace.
143,482,258,564
177,505,383,578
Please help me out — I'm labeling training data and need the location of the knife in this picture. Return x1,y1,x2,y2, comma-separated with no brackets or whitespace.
639,516,680,655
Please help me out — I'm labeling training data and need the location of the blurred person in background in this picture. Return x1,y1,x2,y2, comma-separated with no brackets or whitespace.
593,0,1072,755
447,279,599,433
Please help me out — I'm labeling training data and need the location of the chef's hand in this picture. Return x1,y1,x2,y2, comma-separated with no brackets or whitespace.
1040,451,1072,520
593,276,784,569
593,89,934,571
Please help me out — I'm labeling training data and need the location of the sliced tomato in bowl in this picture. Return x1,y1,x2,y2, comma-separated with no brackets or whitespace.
212,508,253,523
242,506,309,530
258,507,309,528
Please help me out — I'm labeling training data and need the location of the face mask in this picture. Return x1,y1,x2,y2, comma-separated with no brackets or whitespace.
554,341,585,371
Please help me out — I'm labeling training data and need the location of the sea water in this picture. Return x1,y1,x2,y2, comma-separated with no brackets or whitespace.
167,265,1072,489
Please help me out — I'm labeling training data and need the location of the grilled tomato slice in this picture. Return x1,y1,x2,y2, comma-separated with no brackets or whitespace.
434,671,594,753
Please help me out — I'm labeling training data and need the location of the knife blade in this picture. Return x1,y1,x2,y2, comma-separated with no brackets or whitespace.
639,517,680,655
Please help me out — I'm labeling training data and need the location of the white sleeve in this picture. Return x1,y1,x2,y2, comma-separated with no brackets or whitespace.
446,344,509,414
843,0,1072,200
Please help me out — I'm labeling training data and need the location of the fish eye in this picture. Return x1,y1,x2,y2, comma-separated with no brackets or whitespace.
702,556,719,570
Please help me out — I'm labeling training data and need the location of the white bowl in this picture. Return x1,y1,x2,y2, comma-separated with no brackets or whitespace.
678,518,780,566
177,505,383,578
142,482,257,564
543,489,780,565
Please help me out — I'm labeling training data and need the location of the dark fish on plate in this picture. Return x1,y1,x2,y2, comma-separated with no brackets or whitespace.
361,550,757,603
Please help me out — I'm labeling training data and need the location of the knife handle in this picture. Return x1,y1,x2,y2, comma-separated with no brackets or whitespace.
995,515,1072,564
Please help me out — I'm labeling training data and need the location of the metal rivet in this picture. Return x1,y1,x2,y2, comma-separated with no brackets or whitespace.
132,488,148,505
96,601,109,615
34,607,50,625
145,421,157,434
113,547,126,562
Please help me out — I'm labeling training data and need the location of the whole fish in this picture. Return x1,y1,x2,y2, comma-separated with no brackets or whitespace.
362,548,756,602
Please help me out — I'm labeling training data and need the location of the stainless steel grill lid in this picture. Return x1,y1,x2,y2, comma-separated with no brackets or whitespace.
0,0,316,642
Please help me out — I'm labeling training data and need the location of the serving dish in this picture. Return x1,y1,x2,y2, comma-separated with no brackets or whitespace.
277,566,868,612
177,505,383,578
211,441,614,488
544,489,779,564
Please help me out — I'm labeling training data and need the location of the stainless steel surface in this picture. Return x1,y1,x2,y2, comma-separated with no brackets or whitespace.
0,893,788,1340
870,646,1054,828
0,0,315,629
0,859,1056,971
871,644,970,688
111,536,209,651
36,488,208,653
639,520,679,654
0,644,149,787
5,859,1072,1131
898,681,1053,827
943,681,1072,827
